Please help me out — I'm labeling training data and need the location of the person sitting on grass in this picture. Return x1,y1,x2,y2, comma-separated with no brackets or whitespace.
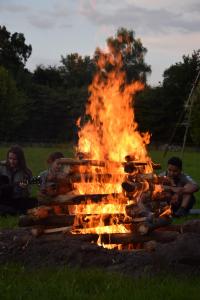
0,145,38,215
38,152,65,198
160,156,199,217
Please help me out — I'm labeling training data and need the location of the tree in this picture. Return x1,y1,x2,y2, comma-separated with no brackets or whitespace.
160,50,200,144
135,86,168,142
0,25,32,78
0,66,27,141
99,27,151,83
33,65,63,89
59,53,94,88
18,82,88,143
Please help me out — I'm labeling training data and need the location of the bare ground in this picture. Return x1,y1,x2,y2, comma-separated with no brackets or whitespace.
1,220,200,277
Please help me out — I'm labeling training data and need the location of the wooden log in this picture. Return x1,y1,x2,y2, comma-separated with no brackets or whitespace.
125,154,147,163
127,217,172,235
18,215,74,227
19,213,127,227
124,156,161,170
27,205,70,218
155,220,200,234
67,230,179,244
58,158,150,169
123,162,161,174
31,226,71,237
136,222,151,235
40,193,126,205
122,181,146,192
58,158,109,167
125,203,150,219
54,173,125,183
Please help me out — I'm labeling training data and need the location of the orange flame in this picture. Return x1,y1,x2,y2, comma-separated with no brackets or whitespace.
72,44,155,240
77,51,151,165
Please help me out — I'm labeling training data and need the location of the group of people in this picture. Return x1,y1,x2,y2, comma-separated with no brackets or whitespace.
0,144,199,218
0,145,64,215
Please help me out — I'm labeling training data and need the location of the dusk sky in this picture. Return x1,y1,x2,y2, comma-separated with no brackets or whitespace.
1,0,200,85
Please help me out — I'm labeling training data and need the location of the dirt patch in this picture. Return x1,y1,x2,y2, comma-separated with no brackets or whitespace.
1,221,200,277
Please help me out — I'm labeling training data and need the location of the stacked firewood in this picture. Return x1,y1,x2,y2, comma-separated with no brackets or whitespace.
19,157,174,247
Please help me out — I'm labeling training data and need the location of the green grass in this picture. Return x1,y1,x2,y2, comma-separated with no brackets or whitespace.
0,215,18,228
0,264,200,300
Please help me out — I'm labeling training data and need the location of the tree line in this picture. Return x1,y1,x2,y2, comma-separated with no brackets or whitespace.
0,25,200,145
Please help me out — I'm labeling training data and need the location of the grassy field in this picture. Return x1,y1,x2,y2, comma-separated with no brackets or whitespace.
0,146,200,299
0,264,200,300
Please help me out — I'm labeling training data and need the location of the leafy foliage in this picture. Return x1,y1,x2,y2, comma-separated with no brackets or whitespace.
135,50,200,143
0,25,32,78
60,53,94,88
105,27,151,83
0,66,27,140
33,65,63,88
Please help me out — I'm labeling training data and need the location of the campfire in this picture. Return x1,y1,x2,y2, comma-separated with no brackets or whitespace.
20,42,172,250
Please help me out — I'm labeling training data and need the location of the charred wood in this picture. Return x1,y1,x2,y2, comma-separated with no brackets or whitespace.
67,230,179,244
31,226,72,237
18,215,74,227
122,181,147,193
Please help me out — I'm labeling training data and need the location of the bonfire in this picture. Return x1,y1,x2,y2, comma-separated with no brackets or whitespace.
20,39,172,250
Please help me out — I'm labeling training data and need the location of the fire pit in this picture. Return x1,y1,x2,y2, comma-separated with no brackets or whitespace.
20,156,173,250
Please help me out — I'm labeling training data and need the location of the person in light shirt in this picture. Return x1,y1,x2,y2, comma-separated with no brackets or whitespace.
38,152,64,197
160,156,199,217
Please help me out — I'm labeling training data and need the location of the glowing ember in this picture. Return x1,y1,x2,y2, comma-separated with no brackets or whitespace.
72,224,130,235
69,203,126,215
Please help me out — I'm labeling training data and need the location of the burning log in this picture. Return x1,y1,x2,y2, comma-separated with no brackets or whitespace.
124,155,161,170
38,193,126,205
42,173,125,191
58,158,155,170
58,158,113,167
125,203,151,218
64,173,124,183
122,181,147,193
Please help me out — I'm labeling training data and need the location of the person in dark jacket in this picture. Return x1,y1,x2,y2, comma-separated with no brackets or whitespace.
0,145,37,215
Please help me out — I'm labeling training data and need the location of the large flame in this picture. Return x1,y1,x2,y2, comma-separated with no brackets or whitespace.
77,51,151,164
72,45,155,242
